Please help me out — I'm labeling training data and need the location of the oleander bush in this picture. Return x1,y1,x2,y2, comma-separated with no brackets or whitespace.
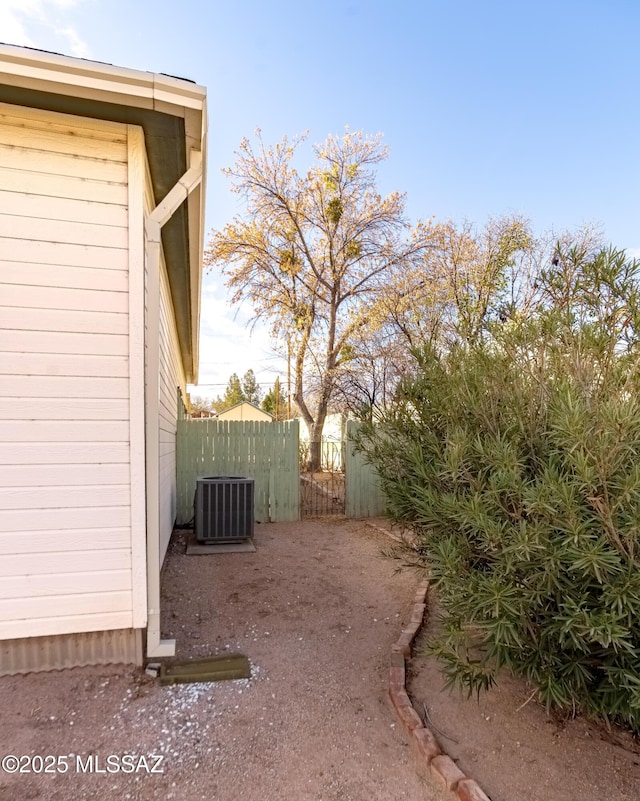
359,245,640,731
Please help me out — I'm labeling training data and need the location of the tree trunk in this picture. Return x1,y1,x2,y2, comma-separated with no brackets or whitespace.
308,416,327,472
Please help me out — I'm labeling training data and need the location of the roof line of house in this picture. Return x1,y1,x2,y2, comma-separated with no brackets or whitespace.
0,42,206,111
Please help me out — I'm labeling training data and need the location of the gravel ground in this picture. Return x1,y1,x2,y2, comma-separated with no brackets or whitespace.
0,519,446,801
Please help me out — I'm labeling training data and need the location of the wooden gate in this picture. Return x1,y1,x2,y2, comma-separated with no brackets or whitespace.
299,440,346,517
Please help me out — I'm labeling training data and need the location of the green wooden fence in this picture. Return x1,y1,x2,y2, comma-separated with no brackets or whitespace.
176,419,300,524
344,420,387,518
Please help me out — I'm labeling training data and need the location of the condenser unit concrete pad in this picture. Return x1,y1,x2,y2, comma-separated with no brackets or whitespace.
185,531,256,555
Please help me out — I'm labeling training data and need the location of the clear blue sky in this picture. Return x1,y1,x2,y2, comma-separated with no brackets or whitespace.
3,0,639,393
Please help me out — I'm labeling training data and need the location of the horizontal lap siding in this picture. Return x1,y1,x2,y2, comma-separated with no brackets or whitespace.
158,254,185,564
0,103,134,640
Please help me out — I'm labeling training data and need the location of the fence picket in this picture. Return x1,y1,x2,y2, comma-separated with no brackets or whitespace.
345,420,387,518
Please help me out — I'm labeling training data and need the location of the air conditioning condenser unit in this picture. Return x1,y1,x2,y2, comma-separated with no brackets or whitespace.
194,476,254,543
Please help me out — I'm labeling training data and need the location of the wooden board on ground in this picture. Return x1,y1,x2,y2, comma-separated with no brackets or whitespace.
160,654,251,685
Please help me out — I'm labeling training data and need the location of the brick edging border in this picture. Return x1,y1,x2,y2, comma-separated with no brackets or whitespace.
388,580,492,801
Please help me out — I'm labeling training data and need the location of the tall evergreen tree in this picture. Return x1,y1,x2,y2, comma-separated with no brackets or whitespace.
262,377,286,419
213,372,244,413
242,369,262,405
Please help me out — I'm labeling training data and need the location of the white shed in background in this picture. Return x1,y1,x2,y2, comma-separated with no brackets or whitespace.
217,401,273,422
0,44,207,673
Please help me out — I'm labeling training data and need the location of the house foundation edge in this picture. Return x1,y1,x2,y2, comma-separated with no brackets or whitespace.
0,628,144,676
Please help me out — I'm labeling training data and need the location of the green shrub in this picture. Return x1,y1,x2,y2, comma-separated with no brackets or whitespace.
360,246,640,731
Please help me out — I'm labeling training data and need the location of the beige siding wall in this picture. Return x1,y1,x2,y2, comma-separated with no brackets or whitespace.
141,160,186,566
158,251,185,562
0,103,135,640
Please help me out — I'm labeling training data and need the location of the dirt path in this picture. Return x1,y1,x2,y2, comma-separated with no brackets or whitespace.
0,520,446,801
